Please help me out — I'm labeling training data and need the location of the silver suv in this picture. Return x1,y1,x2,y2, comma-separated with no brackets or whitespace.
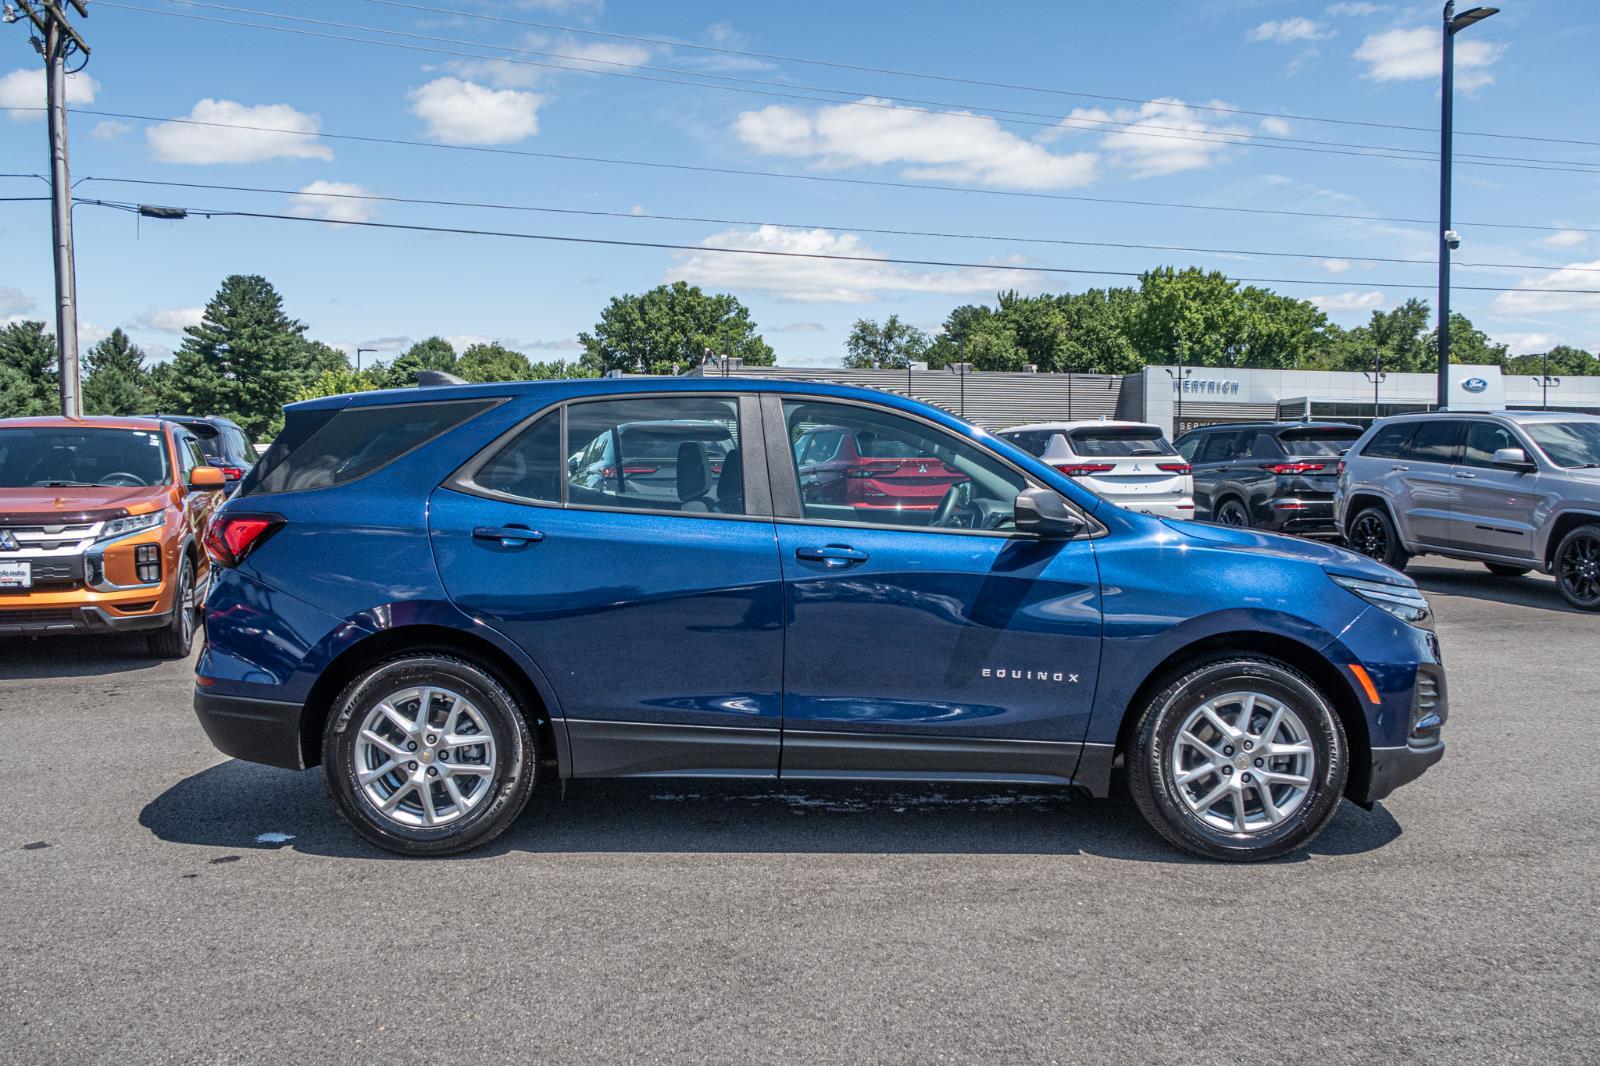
1335,411,1600,610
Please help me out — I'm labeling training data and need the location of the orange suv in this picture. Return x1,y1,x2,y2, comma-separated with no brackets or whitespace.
0,415,226,657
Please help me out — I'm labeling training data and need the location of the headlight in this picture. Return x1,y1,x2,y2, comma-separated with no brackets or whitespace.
100,511,165,540
1330,573,1433,629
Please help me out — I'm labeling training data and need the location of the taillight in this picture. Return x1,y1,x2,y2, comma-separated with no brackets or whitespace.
1056,463,1115,477
204,513,283,567
1156,462,1192,475
1263,462,1326,475
1337,460,1346,476
220,466,245,481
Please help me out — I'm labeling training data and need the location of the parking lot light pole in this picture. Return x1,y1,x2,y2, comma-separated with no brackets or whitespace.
1436,2,1499,408
1163,365,1192,437
948,362,972,419
355,347,377,373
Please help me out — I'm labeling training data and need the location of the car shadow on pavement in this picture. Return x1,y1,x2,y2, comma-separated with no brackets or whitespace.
1408,564,1581,615
140,760,1402,865
0,635,174,679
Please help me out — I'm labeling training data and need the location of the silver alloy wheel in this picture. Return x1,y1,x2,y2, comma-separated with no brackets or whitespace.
1170,690,1315,834
179,563,195,644
354,685,498,828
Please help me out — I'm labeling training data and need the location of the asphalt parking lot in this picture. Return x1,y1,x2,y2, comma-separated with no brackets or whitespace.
2,556,1596,1064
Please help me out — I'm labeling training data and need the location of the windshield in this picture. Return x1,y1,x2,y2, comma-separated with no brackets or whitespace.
0,428,170,488
1280,429,1360,457
1068,427,1176,457
1523,422,1600,469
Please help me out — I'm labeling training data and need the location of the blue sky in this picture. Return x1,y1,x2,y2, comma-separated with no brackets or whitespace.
2,0,1597,368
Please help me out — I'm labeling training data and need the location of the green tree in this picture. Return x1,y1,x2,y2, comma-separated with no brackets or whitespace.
379,336,458,388
457,342,533,383
156,275,322,438
1238,287,1330,370
842,314,929,369
579,282,774,375
82,328,153,415
1129,267,1249,368
1507,344,1599,376
924,304,994,368
0,320,59,417
1427,311,1509,368
1057,288,1140,374
293,366,387,403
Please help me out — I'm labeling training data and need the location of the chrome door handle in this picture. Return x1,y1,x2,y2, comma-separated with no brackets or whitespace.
1453,471,1477,479
473,525,544,546
795,545,869,567
1390,465,1410,472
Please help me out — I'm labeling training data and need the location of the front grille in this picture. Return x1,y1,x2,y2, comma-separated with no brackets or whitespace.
0,607,81,626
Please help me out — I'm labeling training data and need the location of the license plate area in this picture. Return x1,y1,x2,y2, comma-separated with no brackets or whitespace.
0,561,32,589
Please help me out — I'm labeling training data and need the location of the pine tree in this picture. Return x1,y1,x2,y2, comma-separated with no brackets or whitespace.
0,320,60,417
157,275,317,438
82,328,153,415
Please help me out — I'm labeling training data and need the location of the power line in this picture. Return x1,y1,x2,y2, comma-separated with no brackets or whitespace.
69,175,1600,276
67,197,1600,297
10,105,1593,235
93,0,1600,175
359,0,1600,151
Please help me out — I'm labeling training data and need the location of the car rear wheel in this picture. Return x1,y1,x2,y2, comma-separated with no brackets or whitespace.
324,654,537,856
1127,656,1348,862
146,557,197,659
1214,498,1251,528
1347,506,1410,572
1484,563,1532,578
1554,524,1600,611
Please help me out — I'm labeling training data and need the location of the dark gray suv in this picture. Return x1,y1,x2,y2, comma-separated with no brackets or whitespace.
1335,411,1600,609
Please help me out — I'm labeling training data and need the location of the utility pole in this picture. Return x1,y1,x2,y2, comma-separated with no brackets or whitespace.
1436,2,1499,409
9,1,91,417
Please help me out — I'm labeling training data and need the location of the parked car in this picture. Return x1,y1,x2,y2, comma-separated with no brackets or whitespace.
0,415,227,656
792,421,967,519
143,413,256,494
567,418,735,506
193,380,1446,861
1336,410,1600,610
996,420,1193,519
1175,421,1363,536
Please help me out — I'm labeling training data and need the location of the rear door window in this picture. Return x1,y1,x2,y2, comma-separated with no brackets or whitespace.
565,397,745,515
1362,422,1416,459
1001,430,1054,458
1197,432,1246,465
1403,420,1466,465
241,399,497,496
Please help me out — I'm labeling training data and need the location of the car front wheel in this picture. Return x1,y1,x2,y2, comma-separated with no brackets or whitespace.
324,654,536,856
1554,524,1600,611
146,557,197,659
1128,656,1348,862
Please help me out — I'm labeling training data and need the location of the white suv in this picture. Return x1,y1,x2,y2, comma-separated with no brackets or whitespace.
997,421,1194,519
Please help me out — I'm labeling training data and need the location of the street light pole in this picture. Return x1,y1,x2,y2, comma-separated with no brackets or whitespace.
355,347,377,373
1436,2,1499,410
948,362,971,419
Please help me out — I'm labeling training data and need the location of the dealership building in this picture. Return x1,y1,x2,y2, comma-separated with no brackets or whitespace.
686,361,1600,437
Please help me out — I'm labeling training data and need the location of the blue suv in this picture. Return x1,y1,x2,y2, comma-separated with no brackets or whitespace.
193,379,1446,861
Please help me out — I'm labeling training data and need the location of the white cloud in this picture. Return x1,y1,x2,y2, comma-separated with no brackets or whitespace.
448,35,654,89
134,307,204,333
0,67,97,120
1355,28,1505,90
1322,258,1353,274
0,286,34,316
773,321,826,333
735,97,1099,191
1493,260,1600,314
1541,230,1589,250
1249,18,1328,44
79,322,110,348
630,204,646,215
1259,117,1292,137
1312,291,1387,312
90,119,131,141
147,100,333,164
408,77,544,145
1053,98,1254,178
667,225,1041,304
442,333,580,354
290,180,378,223
1497,331,1560,355
1327,2,1383,16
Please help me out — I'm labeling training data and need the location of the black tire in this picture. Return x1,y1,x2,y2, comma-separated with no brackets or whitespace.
1553,524,1600,611
1127,656,1348,862
1214,497,1251,528
323,653,537,856
1484,563,1532,578
1346,505,1410,572
146,556,196,659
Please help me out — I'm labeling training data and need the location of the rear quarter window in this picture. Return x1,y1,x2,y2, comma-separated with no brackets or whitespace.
1361,422,1416,460
241,399,497,496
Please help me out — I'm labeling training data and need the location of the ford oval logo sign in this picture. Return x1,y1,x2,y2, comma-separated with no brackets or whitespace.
1462,377,1489,393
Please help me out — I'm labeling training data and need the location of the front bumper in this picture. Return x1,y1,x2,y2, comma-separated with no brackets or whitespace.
194,688,308,770
0,602,175,636
1362,740,1446,804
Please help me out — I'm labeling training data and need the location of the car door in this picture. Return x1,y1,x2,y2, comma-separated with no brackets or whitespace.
1394,419,1465,547
1192,430,1244,518
1450,420,1545,560
764,396,1103,784
429,393,787,778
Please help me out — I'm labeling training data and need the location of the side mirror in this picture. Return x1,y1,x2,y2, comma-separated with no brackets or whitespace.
189,466,226,489
1014,487,1084,538
1492,447,1535,472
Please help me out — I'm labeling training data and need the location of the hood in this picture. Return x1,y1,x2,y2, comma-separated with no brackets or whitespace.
1158,517,1407,584
0,485,166,525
